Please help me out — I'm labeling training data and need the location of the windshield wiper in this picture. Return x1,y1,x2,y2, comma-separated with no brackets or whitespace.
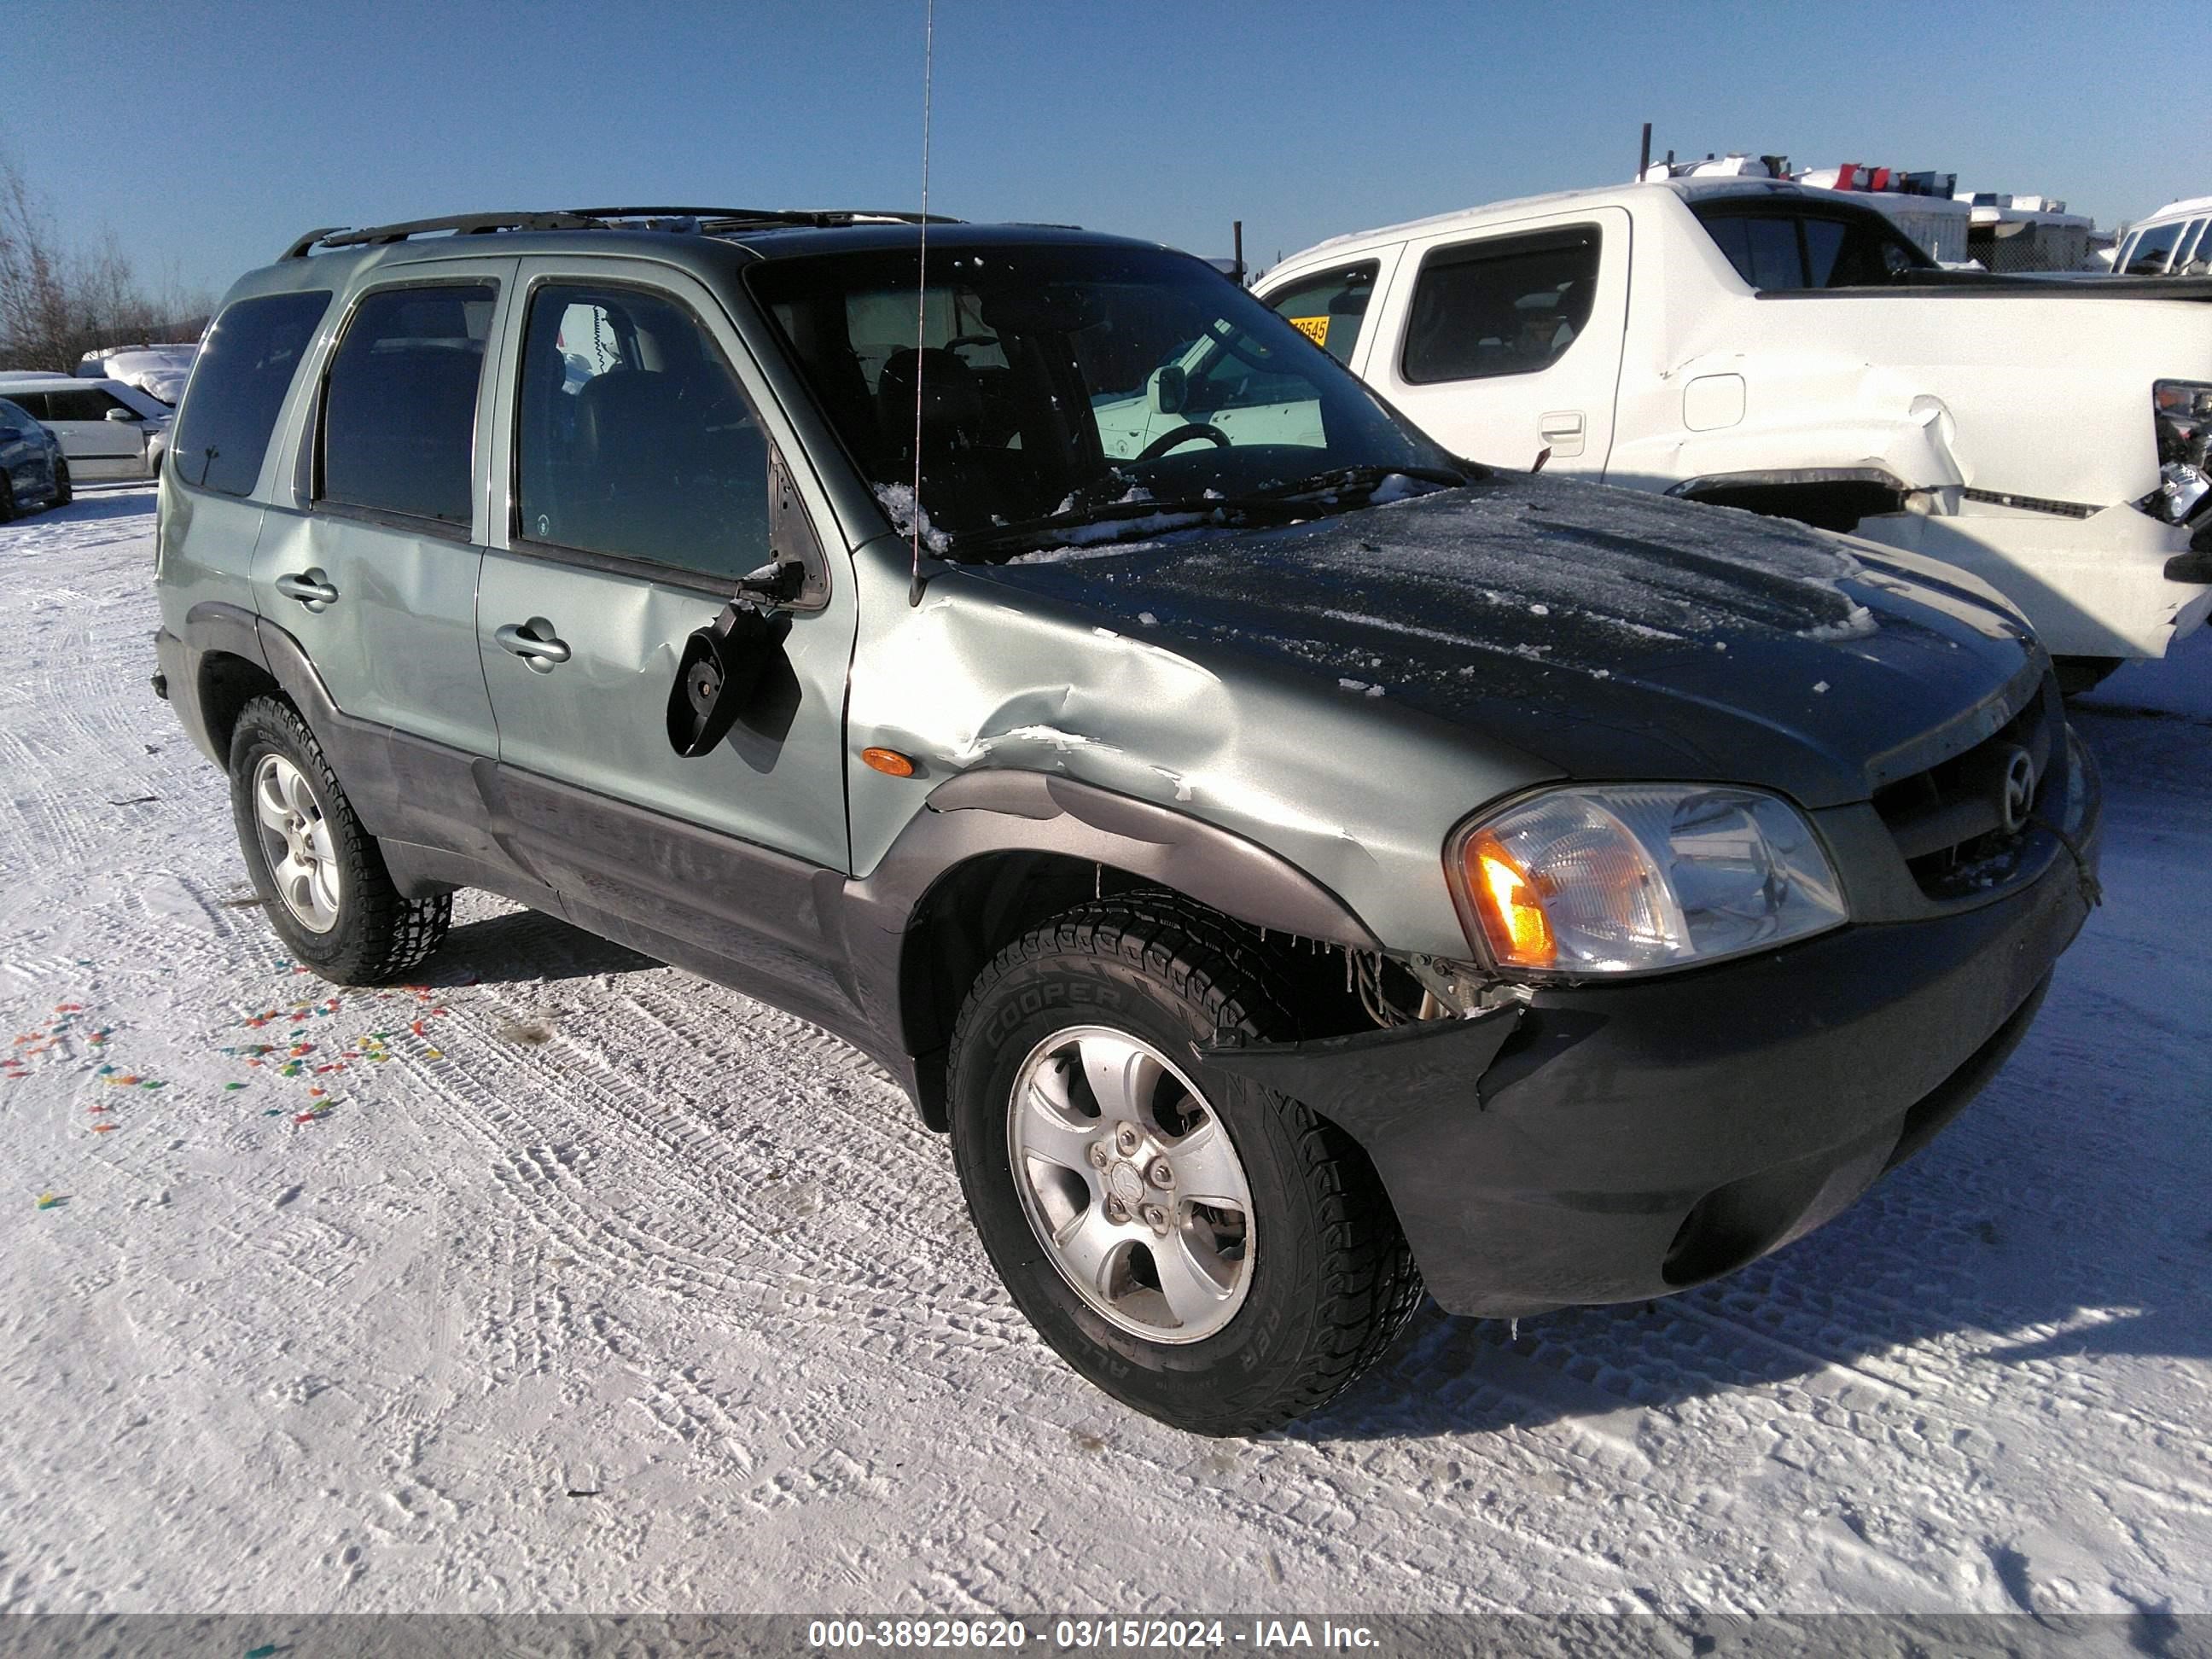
1243,462,1471,501
953,493,1313,558
951,465,1476,560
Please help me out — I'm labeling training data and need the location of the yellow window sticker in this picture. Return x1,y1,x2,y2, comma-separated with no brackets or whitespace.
1288,316,1329,346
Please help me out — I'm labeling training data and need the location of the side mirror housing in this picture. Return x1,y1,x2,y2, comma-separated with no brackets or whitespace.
105,407,139,423
1148,364,1188,417
667,600,777,758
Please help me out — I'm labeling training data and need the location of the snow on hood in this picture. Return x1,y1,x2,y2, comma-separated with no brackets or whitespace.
968,474,2044,806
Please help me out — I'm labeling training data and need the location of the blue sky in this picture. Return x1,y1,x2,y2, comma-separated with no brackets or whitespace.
3,0,2194,302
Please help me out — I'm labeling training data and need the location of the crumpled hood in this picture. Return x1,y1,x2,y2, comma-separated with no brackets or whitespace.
966,474,2045,808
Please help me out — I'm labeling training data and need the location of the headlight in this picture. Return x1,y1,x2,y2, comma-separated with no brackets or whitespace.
1449,784,1848,975
2151,380,2212,525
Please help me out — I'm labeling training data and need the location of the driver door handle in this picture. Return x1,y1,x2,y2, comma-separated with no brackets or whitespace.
274,569,339,609
495,619,571,672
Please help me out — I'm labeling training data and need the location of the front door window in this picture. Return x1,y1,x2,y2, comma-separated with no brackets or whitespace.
515,282,771,582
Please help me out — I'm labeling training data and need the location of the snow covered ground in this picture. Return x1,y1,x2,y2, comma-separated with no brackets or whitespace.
1,486,2208,1617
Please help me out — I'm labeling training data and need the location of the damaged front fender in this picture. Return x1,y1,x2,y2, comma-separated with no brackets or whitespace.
841,538,1557,959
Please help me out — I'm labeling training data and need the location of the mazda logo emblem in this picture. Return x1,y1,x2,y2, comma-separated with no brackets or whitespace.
1996,746,2035,835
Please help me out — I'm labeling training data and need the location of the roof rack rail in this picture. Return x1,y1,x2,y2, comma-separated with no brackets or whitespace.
280,212,608,260
280,207,963,260
565,207,963,229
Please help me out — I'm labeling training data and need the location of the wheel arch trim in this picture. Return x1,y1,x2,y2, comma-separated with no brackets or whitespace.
839,769,1382,1126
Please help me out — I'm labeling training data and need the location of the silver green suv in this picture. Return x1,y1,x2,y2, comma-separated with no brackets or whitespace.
154,207,2101,1435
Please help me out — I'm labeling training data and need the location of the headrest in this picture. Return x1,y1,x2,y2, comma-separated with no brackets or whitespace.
877,347,983,438
573,369,677,453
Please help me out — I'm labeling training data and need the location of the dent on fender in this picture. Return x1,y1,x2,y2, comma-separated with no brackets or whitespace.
841,573,1496,954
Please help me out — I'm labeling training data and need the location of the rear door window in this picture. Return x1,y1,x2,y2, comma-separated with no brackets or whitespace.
1265,261,1379,364
513,281,771,581
1400,226,1601,384
172,291,330,496
5,393,49,421
318,282,495,526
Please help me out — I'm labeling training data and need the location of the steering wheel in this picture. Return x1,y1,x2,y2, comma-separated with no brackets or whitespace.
1136,423,1231,463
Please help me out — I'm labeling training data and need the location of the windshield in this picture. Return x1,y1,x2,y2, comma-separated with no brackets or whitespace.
746,242,1458,556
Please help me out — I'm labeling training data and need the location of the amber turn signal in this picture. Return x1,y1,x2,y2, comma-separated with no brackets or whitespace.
861,747,917,777
1465,828,1555,968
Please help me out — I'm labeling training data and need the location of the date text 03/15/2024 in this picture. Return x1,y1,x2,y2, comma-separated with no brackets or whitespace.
804,1618,1381,1650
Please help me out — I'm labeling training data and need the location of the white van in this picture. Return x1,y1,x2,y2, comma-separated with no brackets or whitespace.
2113,197,2212,277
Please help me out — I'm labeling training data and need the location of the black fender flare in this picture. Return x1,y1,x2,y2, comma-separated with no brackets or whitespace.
833,769,1382,1122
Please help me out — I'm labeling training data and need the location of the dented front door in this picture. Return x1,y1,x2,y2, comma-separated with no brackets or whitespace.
472,257,859,1016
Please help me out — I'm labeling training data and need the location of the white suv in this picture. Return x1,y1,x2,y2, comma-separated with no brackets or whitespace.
0,374,172,480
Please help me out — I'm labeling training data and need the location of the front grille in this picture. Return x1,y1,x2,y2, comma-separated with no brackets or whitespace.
1872,673,2063,899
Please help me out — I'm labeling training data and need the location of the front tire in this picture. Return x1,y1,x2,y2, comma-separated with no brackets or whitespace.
50,459,71,508
947,895,1421,1435
227,696,451,983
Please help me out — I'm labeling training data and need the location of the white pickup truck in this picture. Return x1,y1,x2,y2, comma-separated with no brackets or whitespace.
1246,178,2212,686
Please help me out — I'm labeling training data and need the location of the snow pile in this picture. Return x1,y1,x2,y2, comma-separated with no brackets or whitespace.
78,346,198,406
871,482,950,555
1368,471,1444,505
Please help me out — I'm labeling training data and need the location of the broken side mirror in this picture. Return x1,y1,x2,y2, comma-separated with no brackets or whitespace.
667,447,830,757
667,595,780,758
1149,364,1188,417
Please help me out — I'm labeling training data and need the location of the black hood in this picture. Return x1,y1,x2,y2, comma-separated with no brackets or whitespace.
964,474,2046,808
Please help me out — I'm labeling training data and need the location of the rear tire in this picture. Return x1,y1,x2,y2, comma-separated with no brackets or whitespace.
947,894,1421,1435
226,696,451,984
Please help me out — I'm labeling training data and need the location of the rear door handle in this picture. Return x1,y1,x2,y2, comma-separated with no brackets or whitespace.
274,569,339,609
1538,410,1586,457
495,619,571,672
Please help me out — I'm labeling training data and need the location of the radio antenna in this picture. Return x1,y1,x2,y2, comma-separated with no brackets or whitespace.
907,0,935,607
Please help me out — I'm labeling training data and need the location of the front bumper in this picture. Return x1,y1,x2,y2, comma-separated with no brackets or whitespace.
1855,503,2212,659
1207,780,2100,1318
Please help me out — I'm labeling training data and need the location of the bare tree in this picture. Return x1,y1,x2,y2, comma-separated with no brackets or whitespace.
0,147,210,371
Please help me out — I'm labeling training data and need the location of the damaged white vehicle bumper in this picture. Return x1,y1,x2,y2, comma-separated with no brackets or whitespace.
1853,500,2212,660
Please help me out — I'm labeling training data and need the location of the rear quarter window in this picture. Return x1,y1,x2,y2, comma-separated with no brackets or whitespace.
172,291,332,497
1696,203,1928,289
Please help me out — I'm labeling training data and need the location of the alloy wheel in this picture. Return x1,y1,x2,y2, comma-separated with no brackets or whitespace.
1006,1025,1254,1343
251,753,341,932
